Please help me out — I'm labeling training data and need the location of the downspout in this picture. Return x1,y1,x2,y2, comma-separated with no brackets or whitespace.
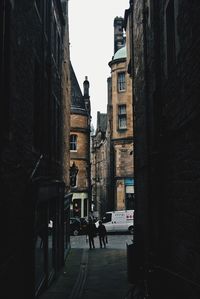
129,0,145,281
132,0,151,276
142,0,151,271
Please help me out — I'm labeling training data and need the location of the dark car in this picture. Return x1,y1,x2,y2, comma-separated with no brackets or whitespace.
80,217,88,234
70,217,88,236
70,217,81,236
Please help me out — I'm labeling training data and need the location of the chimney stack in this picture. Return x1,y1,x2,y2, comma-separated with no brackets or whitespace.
113,17,125,54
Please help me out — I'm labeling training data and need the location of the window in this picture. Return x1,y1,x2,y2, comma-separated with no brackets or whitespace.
52,13,61,70
70,135,77,151
53,20,57,60
84,198,88,217
52,95,60,160
44,0,49,35
33,60,42,150
1,2,11,142
51,94,61,161
70,162,79,187
117,72,126,91
118,105,127,129
166,0,176,74
57,33,60,66
35,0,44,18
147,0,153,27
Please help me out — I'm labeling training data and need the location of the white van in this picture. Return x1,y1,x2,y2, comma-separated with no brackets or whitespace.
96,210,134,234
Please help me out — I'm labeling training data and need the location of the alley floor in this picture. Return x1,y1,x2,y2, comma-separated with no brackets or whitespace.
39,234,133,299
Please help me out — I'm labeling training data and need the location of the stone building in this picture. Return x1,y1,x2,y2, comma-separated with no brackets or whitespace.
107,17,134,211
70,64,91,218
113,16,126,54
126,1,200,298
91,112,107,218
0,1,71,297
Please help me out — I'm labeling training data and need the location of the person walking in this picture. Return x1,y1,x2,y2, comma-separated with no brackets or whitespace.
98,220,107,248
86,218,97,249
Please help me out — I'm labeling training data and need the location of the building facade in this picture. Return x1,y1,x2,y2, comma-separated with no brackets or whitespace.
126,1,200,298
0,1,71,298
70,65,91,218
91,112,108,218
107,17,134,211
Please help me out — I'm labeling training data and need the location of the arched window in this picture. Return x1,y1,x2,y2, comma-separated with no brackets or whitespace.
70,134,77,151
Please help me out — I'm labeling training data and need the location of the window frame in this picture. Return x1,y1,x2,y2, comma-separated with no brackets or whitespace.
117,72,126,92
118,104,127,130
70,134,77,151
164,0,179,76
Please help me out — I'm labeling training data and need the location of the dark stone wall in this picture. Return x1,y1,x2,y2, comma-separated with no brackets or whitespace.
132,0,150,270
0,1,70,297
159,1,200,297
132,0,200,297
0,3,45,296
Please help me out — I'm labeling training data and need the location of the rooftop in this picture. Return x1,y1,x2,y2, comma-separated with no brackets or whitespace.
113,46,126,60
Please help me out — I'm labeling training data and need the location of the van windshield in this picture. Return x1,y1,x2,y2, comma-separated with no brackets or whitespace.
102,213,112,223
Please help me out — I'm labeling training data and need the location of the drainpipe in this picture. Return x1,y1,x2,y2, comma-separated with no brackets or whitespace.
142,0,151,271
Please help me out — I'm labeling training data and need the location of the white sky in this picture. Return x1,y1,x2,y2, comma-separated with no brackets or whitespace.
68,0,129,129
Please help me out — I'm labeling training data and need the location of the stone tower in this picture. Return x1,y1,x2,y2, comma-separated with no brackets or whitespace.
114,16,125,54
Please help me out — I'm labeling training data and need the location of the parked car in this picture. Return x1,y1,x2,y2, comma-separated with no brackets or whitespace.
70,217,88,236
80,217,88,234
70,217,81,236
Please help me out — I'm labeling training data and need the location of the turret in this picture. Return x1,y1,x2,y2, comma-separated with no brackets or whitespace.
83,76,90,98
83,76,90,115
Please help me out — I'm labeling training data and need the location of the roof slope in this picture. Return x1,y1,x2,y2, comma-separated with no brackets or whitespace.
70,62,87,114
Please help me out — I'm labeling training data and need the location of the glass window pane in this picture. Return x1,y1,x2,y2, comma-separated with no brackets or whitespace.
118,105,127,129
119,116,127,128
119,105,126,115
118,72,126,91
70,135,77,151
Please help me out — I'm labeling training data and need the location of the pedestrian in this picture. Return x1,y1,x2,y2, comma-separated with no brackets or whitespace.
86,218,97,249
98,220,107,248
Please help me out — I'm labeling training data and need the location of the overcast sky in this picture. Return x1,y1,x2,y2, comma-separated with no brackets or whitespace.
68,0,129,130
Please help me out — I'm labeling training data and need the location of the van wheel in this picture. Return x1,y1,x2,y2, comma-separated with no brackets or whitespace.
128,226,134,235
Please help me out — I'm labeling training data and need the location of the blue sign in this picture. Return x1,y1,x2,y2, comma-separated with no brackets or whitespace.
125,178,134,186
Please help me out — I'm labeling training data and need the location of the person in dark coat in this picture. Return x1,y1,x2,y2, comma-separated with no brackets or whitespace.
98,220,107,248
87,218,97,249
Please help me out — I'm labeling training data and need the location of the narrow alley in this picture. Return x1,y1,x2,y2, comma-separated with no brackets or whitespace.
39,235,133,299
1,1,200,299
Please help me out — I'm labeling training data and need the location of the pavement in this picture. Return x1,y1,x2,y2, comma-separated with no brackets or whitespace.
39,235,134,299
